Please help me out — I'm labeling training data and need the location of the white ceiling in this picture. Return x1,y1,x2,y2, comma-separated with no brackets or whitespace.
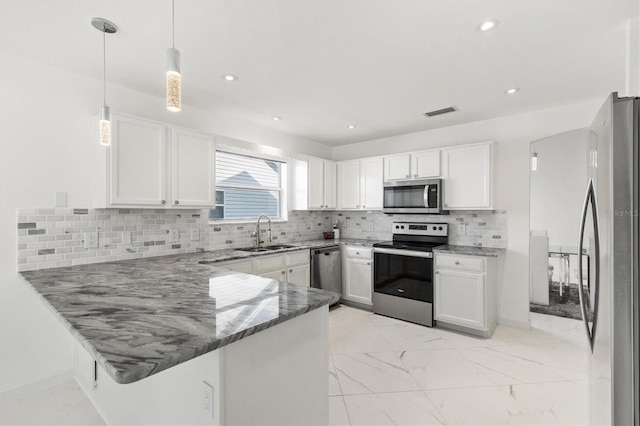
1,1,638,146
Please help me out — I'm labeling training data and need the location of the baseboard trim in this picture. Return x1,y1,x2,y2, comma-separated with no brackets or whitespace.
0,370,74,404
498,316,530,329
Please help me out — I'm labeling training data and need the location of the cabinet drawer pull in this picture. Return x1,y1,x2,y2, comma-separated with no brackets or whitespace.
161,200,166,205
281,271,286,275
289,269,293,273
362,205,366,208
366,262,371,266
405,174,410,178
174,200,179,205
435,271,439,274
414,174,418,178
455,261,460,265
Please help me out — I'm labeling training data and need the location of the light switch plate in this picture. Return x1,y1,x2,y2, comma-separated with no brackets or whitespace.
458,224,466,235
190,228,200,241
168,229,179,242
202,381,214,419
122,231,131,244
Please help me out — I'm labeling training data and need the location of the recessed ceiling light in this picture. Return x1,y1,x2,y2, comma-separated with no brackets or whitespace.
505,87,520,94
272,116,282,121
477,19,499,32
223,74,238,81
347,124,356,129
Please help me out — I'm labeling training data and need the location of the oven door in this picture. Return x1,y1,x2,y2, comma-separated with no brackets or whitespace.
373,247,433,303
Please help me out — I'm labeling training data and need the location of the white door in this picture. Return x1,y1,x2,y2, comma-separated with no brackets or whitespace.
337,161,360,209
171,129,215,208
260,269,287,281
323,161,337,209
344,258,373,305
411,150,440,178
435,269,485,329
442,143,492,209
287,263,310,287
110,115,167,206
360,157,383,209
308,157,324,209
383,154,411,181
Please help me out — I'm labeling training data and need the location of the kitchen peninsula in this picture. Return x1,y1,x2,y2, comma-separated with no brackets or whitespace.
20,252,339,425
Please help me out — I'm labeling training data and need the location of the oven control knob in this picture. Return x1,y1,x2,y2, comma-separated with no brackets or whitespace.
401,226,405,229
432,226,436,230
395,226,399,229
438,226,443,231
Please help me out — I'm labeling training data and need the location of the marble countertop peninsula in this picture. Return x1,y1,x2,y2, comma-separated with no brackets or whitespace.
432,244,506,257
20,250,339,385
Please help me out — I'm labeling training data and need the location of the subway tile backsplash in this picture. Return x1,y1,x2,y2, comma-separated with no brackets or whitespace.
16,208,506,271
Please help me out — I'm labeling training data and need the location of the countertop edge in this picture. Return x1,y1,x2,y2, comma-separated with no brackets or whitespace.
432,244,506,257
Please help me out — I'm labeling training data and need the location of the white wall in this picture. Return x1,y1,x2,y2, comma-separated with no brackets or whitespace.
0,52,330,396
624,16,640,97
332,100,604,327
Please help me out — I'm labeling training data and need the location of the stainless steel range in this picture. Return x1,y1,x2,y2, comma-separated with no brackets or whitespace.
372,222,448,327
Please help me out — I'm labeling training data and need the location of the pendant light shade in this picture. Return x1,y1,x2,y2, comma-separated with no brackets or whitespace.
531,152,538,171
166,0,181,112
91,18,117,146
166,47,181,112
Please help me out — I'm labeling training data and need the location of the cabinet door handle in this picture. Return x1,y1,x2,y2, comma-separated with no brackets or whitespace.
435,271,439,274
289,269,293,273
356,205,360,208
455,261,460,265
405,174,410,178
281,271,286,275
356,252,360,255
366,262,371,266
161,200,166,205
362,205,366,208
174,200,179,205
414,174,418,178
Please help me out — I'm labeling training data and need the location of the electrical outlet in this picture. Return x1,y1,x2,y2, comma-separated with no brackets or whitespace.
84,231,98,248
458,224,466,235
190,228,200,241
203,381,214,419
122,231,131,244
168,229,179,242
368,223,374,232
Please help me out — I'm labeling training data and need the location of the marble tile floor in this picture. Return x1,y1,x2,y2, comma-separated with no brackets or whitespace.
0,306,588,425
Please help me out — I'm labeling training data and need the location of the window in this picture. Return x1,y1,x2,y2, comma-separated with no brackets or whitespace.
209,150,285,221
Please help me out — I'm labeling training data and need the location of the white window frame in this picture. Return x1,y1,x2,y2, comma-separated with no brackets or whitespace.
210,149,288,223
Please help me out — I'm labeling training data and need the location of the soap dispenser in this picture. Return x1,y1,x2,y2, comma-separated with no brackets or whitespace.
333,222,340,239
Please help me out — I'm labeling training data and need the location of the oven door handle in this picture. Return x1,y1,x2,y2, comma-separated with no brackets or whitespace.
373,247,433,258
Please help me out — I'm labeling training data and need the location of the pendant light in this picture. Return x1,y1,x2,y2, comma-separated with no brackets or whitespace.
91,18,117,146
531,151,538,171
166,0,181,112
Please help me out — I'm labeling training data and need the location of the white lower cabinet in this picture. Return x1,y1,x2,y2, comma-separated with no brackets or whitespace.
434,253,497,337
216,249,310,287
342,246,373,306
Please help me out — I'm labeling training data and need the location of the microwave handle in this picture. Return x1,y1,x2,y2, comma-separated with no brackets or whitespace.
423,184,430,208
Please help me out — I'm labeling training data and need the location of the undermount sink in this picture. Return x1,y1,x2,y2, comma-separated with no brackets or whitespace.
237,244,296,252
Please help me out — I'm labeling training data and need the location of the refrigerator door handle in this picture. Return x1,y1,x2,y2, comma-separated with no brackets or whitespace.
577,178,600,353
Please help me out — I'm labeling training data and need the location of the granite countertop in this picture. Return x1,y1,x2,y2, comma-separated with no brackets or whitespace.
20,251,339,385
432,244,506,257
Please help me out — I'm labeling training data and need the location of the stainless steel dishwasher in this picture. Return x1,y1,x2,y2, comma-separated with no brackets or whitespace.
310,246,342,303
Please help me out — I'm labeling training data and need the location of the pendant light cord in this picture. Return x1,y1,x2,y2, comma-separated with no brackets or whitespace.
172,0,175,48
103,23,107,107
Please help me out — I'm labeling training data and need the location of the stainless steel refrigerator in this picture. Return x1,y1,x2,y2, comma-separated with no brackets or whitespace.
530,93,639,425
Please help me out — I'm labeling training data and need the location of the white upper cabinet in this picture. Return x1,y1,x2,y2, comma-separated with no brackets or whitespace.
384,150,440,181
442,142,493,210
308,157,336,209
95,113,215,209
411,150,440,179
359,157,383,209
106,114,168,206
337,157,383,210
383,153,411,181
337,161,360,209
171,128,215,207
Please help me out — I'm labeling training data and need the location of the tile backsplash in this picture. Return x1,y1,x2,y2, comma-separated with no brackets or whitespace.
16,208,505,271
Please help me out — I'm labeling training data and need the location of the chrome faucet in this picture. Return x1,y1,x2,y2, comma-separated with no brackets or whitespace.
252,215,272,248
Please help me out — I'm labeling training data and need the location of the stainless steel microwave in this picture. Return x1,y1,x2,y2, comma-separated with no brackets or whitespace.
382,179,448,214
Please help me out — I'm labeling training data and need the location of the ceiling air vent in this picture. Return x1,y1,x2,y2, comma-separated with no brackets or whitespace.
424,106,458,117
